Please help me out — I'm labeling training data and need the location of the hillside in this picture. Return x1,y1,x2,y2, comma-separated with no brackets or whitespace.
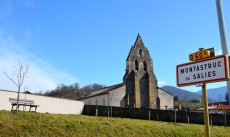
196,86,227,102
161,86,201,101
161,86,216,102
0,111,229,137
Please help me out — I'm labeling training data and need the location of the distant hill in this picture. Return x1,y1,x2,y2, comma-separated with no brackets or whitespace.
196,86,227,102
161,86,216,102
161,86,201,101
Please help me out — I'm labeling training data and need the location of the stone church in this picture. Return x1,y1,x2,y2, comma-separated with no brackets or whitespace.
81,34,174,110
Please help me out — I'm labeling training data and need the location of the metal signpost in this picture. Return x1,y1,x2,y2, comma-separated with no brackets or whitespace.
216,0,230,105
176,48,230,137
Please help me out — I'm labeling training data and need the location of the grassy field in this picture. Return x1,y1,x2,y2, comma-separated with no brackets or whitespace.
0,111,229,137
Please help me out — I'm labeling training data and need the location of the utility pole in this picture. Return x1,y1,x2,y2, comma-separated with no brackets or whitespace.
216,0,230,104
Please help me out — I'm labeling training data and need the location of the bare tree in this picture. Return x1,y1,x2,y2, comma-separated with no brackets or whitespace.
3,60,29,112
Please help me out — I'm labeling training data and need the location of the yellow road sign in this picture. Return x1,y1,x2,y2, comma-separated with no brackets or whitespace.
189,48,211,61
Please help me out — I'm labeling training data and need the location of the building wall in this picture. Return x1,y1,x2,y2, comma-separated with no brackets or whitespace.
81,85,126,107
0,90,84,115
158,88,174,110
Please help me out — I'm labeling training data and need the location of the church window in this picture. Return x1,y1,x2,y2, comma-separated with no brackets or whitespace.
143,61,148,71
139,49,142,57
135,60,139,70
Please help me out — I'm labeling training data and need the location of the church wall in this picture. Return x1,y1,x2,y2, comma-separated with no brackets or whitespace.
0,90,84,115
125,71,135,108
139,73,149,108
81,85,126,107
158,88,174,110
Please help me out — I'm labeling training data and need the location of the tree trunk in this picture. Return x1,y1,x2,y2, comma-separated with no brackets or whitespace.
16,87,21,112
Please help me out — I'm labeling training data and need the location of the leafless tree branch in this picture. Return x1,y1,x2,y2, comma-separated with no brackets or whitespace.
3,60,30,112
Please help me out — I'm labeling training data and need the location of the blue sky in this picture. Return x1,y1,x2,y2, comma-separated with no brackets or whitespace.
0,0,230,93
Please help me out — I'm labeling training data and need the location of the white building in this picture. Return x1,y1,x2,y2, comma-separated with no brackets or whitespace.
158,88,174,110
81,84,174,110
81,84,125,107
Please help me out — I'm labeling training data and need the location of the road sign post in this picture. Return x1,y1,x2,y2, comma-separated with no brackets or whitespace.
176,48,229,137
202,83,210,137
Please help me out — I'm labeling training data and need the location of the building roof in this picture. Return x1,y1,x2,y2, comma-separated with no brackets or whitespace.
80,83,124,99
196,104,230,111
157,87,174,96
64,98,80,101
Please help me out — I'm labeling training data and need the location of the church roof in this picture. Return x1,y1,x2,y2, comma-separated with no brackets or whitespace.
80,83,124,99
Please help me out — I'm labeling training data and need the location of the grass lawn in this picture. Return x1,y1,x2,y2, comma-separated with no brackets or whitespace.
0,111,229,137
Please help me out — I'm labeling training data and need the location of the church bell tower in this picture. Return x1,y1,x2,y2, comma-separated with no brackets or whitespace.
123,34,159,109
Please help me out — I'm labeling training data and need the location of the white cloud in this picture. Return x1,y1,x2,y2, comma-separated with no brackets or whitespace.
158,81,166,86
0,34,78,93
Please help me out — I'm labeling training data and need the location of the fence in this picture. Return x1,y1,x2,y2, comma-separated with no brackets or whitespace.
83,105,230,126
